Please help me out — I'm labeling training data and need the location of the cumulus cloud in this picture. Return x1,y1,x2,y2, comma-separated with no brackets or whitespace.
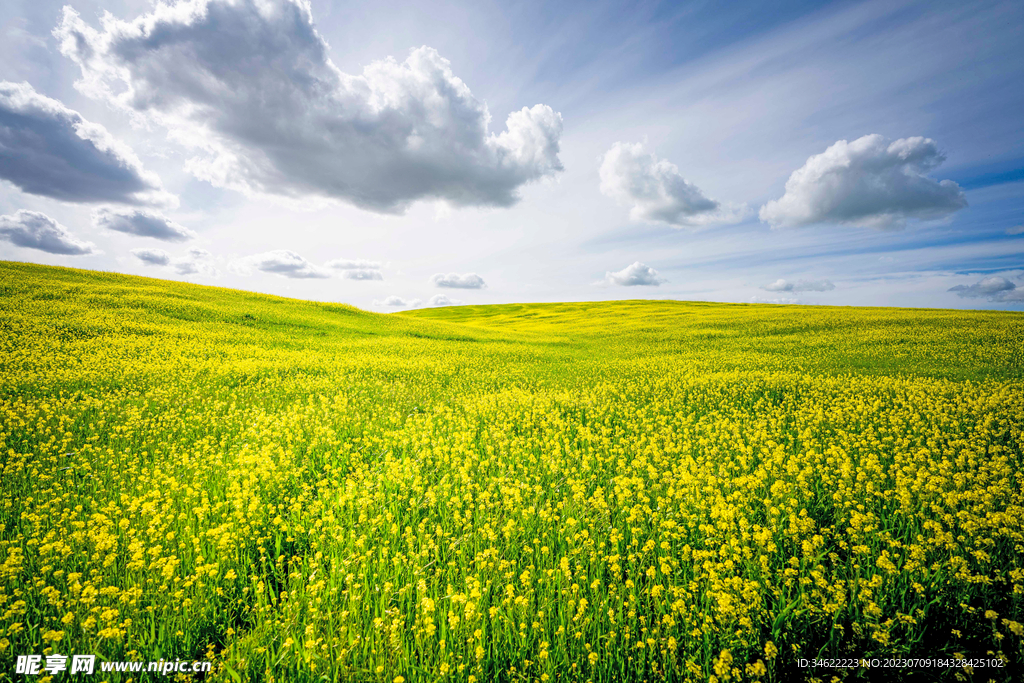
0,209,96,254
326,258,383,270
326,258,383,280
760,134,967,229
948,276,1024,303
1007,225,1024,235
341,269,383,280
377,296,422,308
234,249,330,279
171,248,217,276
55,0,563,213
0,81,174,206
431,272,486,289
429,294,463,306
598,141,745,227
93,207,194,242
133,246,216,274
602,261,666,286
762,278,835,292
750,296,802,305
131,247,171,265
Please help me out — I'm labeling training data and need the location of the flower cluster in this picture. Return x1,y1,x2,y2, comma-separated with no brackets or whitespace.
1,261,1022,682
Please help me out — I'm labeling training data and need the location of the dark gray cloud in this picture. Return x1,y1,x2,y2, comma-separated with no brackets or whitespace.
948,276,1023,302
56,0,563,214
431,272,486,289
599,142,744,227
235,250,330,279
0,209,96,254
760,134,966,229
763,278,835,292
602,261,665,286
0,81,173,206
94,207,194,242
132,247,171,265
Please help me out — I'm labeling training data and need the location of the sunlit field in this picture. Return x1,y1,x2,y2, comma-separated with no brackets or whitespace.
2,261,1023,682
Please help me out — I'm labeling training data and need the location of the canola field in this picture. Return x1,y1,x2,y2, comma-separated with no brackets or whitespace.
1,260,1023,683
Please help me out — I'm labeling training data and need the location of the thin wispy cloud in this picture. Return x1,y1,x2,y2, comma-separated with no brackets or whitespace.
56,0,563,213
0,0,1017,310
0,210,96,255
0,81,174,207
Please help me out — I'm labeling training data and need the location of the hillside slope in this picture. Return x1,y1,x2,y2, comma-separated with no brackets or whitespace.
2,261,1023,682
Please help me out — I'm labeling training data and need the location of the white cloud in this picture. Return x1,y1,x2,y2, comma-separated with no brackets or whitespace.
1007,225,1024,235
0,81,174,207
602,261,666,286
948,276,1023,303
94,207,195,242
131,247,171,266
56,0,563,213
326,258,383,270
429,294,463,306
234,249,330,279
377,296,422,308
341,269,383,280
431,272,486,289
750,296,802,305
133,246,216,274
598,141,745,227
759,134,967,229
172,248,218,276
0,209,96,255
762,278,835,292
326,258,383,280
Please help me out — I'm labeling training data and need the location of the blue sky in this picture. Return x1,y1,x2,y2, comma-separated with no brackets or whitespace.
1,0,1021,310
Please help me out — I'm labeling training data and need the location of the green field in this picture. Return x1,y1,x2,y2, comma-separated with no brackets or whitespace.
1,261,1023,682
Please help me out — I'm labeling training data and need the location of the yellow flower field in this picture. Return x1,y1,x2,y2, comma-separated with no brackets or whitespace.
1,261,1022,682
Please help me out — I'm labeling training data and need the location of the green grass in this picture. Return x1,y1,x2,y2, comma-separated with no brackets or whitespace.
1,261,1023,682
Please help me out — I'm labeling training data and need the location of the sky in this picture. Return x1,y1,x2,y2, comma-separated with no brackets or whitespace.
1,0,1022,311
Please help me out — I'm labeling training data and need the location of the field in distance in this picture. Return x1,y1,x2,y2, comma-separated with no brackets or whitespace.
1,261,1023,682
